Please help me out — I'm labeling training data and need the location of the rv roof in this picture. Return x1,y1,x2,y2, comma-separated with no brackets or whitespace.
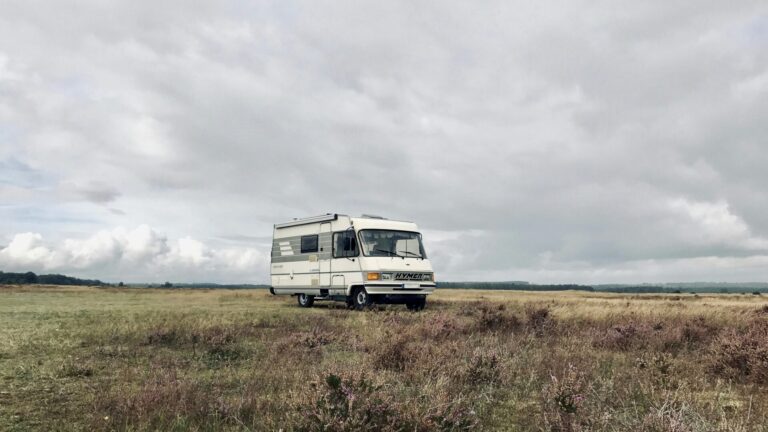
275,213,411,229
274,213,339,229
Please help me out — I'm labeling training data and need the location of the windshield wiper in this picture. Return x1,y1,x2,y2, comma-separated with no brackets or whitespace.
399,250,423,259
374,248,404,258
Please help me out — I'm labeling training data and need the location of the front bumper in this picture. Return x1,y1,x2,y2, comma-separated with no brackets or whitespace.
363,282,436,295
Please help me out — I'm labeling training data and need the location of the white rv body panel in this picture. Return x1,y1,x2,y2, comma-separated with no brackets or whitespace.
270,214,436,307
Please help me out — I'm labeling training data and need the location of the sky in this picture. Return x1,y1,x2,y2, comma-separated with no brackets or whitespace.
1,1,767,284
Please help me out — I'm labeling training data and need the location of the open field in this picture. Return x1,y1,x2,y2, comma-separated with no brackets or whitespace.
1,286,768,431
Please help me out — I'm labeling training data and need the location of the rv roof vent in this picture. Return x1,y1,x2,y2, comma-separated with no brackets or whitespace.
361,214,386,219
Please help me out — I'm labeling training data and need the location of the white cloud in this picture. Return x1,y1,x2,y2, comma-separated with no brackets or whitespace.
667,198,768,250
120,224,169,261
0,232,58,269
63,230,122,268
165,237,208,267
0,226,267,283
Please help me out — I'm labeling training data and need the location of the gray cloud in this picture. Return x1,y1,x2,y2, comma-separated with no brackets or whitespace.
60,181,122,204
1,1,767,283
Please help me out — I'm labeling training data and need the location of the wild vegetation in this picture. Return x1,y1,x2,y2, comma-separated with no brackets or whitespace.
1,286,767,431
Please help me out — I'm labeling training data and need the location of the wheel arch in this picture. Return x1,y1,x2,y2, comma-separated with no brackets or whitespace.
346,284,365,297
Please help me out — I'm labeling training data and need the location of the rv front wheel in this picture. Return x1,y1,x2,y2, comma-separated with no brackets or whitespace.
297,293,315,308
352,287,371,310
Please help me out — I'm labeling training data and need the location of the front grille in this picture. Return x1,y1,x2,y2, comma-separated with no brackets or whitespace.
394,272,431,281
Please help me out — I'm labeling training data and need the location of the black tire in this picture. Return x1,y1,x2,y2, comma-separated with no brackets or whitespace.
297,293,315,308
406,298,426,311
352,287,372,310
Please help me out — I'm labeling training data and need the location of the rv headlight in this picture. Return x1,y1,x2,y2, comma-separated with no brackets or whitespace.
366,272,381,281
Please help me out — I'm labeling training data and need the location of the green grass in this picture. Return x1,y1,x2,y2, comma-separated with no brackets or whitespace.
1,285,767,431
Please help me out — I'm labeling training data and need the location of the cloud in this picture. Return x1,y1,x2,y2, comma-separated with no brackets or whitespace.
667,198,768,250
0,225,267,283
54,181,122,204
0,232,59,270
0,1,767,283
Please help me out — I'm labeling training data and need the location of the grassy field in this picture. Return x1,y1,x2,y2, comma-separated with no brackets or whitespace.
1,286,768,431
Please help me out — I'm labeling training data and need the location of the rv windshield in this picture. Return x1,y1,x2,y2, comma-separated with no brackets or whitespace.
359,230,426,259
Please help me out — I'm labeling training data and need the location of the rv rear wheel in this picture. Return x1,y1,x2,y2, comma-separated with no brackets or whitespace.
297,293,315,308
406,298,426,311
351,287,372,310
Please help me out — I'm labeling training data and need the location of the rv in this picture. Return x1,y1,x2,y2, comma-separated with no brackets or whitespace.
269,214,436,310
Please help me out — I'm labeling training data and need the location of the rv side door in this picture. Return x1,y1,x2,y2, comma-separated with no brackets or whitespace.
319,223,331,286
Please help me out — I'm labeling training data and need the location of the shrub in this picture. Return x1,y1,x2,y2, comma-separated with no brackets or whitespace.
380,311,415,326
190,325,247,364
57,358,94,378
299,371,398,431
96,369,236,428
593,323,647,351
474,303,521,332
192,325,238,346
293,326,333,349
204,345,243,364
593,317,715,353
661,317,716,351
710,319,768,384
640,409,694,432
144,323,256,364
422,399,478,431
146,328,181,346
462,348,502,386
371,333,420,372
458,301,483,317
420,312,464,339
299,370,478,432
541,364,591,432
526,306,554,336
635,353,677,389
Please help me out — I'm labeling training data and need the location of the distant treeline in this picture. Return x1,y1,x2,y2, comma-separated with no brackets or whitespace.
437,281,768,294
0,271,106,286
152,283,271,289
437,281,595,291
595,284,768,294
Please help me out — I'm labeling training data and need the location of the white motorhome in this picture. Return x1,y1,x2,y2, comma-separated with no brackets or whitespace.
269,214,436,310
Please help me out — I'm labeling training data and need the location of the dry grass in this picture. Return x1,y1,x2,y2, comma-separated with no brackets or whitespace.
1,285,767,431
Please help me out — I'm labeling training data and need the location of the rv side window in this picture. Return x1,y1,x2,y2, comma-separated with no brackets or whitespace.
300,235,319,253
333,231,358,258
